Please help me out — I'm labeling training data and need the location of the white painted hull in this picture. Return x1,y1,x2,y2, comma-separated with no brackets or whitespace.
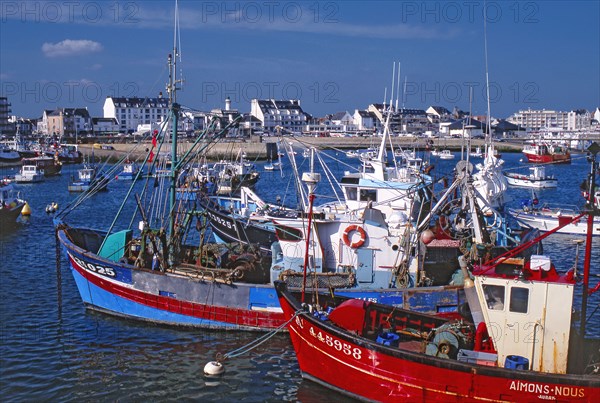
509,208,600,236
504,173,558,189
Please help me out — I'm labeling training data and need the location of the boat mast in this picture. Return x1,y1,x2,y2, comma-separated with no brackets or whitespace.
580,142,599,333
167,0,182,266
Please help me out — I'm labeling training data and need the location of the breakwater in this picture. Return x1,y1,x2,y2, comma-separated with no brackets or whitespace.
78,136,525,162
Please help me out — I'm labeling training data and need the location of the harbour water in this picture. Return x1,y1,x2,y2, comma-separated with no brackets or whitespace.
1,149,598,401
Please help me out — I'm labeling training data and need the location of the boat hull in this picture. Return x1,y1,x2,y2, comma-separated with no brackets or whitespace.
57,226,465,330
509,208,600,236
276,283,600,402
199,196,278,254
0,202,25,225
523,152,571,164
504,173,558,188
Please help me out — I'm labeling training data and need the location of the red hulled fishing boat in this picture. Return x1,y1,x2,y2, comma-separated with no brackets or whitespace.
522,141,571,164
276,144,600,402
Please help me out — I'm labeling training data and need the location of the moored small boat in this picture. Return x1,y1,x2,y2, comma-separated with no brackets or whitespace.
0,146,22,167
0,183,26,225
438,149,454,159
523,141,571,164
116,161,141,180
68,165,109,192
14,164,45,183
504,166,558,189
21,155,62,177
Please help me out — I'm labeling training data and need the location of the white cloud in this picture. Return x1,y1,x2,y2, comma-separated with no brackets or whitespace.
42,39,103,58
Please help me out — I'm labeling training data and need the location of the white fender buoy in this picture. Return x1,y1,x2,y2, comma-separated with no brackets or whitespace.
204,361,224,376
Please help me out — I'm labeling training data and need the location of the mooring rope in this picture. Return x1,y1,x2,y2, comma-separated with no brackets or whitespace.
216,310,303,362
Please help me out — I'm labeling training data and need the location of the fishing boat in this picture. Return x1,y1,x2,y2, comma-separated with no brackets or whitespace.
276,163,600,400
55,42,484,331
67,165,109,192
469,146,483,158
0,183,26,225
523,141,571,164
438,149,454,160
275,242,600,401
0,145,22,167
46,144,83,164
14,164,45,183
504,166,558,188
21,155,62,176
508,204,600,236
116,160,140,180
210,155,260,195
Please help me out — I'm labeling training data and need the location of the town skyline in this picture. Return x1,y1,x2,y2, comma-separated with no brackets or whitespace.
1,1,599,119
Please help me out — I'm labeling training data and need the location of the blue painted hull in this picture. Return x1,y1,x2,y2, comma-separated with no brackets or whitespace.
57,226,464,330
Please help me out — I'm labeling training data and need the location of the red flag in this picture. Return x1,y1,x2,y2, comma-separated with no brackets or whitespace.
152,134,157,147
148,150,154,162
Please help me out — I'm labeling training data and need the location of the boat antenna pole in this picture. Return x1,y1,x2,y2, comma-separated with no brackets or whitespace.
580,142,599,333
483,1,493,145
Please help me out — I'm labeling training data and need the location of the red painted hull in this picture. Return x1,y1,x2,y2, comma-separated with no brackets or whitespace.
277,286,600,402
523,152,571,164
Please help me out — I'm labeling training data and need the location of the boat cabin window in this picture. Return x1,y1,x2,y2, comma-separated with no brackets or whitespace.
359,189,377,203
346,187,357,201
274,224,303,242
483,284,505,310
509,287,529,314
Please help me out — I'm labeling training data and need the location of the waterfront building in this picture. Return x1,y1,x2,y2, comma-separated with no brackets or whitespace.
508,108,592,131
329,111,357,133
9,116,37,136
238,114,262,136
567,109,592,130
103,95,169,134
45,108,92,137
353,109,380,132
0,97,15,135
92,117,119,135
250,99,310,134
426,106,451,125
441,118,485,138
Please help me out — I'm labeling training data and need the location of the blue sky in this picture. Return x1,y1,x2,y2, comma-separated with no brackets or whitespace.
1,1,598,119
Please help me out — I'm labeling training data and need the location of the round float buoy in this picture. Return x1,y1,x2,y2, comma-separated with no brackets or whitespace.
204,361,225,376
420,229,435,245
21,202,31,216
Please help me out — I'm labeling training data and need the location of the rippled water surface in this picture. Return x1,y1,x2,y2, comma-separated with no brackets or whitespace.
1,149,598,401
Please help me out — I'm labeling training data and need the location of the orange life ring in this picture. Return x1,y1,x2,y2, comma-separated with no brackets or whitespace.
342,225,367,248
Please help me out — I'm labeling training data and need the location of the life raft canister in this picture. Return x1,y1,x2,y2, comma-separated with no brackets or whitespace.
342,225,367,248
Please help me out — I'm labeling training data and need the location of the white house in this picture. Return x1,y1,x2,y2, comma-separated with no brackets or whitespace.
92,117,119,135
103,95,169,133
353,109,379,132
250,99,310,134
